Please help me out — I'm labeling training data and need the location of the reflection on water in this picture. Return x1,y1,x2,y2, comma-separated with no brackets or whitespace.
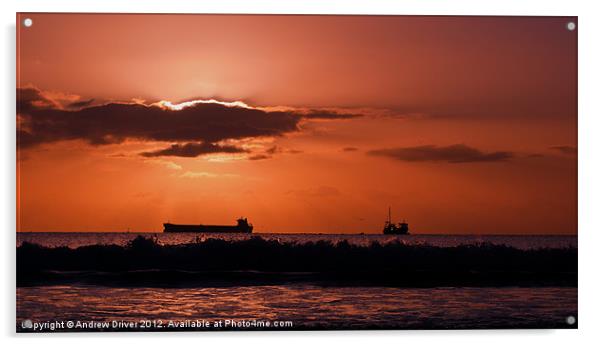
17,232,577,250
17,285,576,329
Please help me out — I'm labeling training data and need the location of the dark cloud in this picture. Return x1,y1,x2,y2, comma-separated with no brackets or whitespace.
17,87,331,151
342,147,359,152
302,110,361,119
248,154,271,161
265,146,281,155
268,145,303,155
367,144,513,163
17,87,58,112
550,145,577,155
141,142,247,158
68,99,95,108
249,145,281,160
245,145,302,161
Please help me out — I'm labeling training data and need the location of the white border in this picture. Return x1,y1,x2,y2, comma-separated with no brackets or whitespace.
3,0,602,345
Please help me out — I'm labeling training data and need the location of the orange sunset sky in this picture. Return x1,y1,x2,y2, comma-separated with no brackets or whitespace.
17,14,577,234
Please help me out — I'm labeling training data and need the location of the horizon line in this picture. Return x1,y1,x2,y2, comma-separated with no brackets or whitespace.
16,230,578,236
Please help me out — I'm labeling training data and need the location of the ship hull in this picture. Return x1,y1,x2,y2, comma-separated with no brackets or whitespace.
163,223,252,233
383,230,410,235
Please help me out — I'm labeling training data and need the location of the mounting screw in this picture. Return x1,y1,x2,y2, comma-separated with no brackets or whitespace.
566,315,576,325
567,22,576,31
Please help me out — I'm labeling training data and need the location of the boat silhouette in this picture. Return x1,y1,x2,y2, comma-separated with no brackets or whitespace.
163,217,253,233
383,207,409,235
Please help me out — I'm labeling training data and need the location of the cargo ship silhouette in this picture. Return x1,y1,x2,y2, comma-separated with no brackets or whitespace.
163,217,253,233
383,207,409,235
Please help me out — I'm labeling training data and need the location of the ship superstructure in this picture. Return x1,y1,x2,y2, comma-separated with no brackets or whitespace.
382,207,409,235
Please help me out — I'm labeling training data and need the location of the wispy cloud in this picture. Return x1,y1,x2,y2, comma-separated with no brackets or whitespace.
367,144,513,163
248,154,271,161
286,186,342,198
144,159,182,171
550,145,577,155
141,142,247,158
179,171,238,178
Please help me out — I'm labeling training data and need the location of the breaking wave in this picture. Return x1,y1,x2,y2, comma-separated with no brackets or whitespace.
17,236,577,287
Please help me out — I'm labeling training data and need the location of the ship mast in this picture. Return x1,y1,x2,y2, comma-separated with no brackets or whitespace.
388,206,391,224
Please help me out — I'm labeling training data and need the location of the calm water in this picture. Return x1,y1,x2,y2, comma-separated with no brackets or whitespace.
17,285,576,330
16,233,577,330
17,232,577,250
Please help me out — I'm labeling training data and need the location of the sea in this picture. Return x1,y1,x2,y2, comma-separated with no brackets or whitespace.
17,233,578,331
17,232,577,250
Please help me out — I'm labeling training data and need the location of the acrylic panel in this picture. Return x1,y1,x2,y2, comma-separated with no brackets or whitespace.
16,13,577,332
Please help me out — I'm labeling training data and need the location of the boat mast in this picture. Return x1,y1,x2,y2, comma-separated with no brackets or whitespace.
388,206,391,224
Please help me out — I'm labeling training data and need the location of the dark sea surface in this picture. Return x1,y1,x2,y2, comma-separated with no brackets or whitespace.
17,285,576,330
16,233,578,331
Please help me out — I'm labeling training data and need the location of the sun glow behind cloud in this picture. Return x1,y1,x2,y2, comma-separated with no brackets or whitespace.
155,99,252,111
